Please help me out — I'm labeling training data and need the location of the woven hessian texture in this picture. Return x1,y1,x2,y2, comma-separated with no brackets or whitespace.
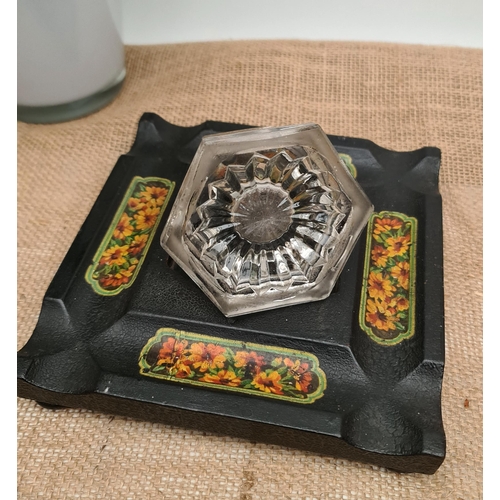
18,41,482,499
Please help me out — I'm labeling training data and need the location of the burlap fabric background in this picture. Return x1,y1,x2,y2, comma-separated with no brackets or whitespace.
18,41,482,499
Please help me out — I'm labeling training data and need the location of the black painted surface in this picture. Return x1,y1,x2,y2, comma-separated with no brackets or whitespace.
17,113,446,474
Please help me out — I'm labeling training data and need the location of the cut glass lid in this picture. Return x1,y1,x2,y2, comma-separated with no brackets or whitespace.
161,123,373,317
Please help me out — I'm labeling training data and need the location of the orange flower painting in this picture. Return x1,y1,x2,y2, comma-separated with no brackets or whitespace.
139,329,327,404
127,197,145,211
158,337,188,366
365,298,398,332
234,350,265,372
200,369,242,387
360,212,417,345
252,371,283,395
368,271,396,300
128,234,149,256
99,244,130,267
188,342,227,373
113,214,134,240
385,234,411,258
99,265,136,288
140,186,169,206
373,217,403,235
390,261,410,290
86,176,174,296
134,206,161,231
371,245,389,267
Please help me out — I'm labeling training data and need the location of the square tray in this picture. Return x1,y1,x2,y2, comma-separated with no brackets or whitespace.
17,113,446,474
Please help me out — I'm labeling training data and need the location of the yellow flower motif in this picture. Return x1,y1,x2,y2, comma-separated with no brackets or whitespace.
382,295,410,315
113,213,134,240
393,296,409,311
386,235,411,257
365,298,398,331
134,206,160,231
373,217,403,235
146,199,158,209
127,197,146,212
129,234,149,256
140,186,169,207
371,245,389,267
367,271,396,300
173,362,192,379
251,371,283,395
99,244,130,267
99,265,136,288
199,369,241,387
390,261,410,290
234,351,265,371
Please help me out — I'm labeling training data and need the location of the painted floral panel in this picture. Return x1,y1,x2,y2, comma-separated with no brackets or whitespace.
359,211,417,345
139,328,326,404
86,176,175,296
339,153,357,178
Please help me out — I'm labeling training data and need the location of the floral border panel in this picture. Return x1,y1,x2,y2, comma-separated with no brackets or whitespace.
359,211,418,345
139,328,327,404
339,153,357,178
86,176,175,296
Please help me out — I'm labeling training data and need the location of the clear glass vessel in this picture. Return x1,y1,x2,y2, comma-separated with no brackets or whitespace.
161,123,373,317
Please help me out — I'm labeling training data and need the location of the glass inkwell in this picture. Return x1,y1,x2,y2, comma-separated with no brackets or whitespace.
161,123,373,317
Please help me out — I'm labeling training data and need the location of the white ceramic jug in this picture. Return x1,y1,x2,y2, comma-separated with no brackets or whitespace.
17,0,125,123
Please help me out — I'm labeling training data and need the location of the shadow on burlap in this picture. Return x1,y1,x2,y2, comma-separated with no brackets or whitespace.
18,41,482,499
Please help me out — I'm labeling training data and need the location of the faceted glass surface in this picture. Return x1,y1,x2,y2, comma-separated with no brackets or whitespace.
161,124,373,317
